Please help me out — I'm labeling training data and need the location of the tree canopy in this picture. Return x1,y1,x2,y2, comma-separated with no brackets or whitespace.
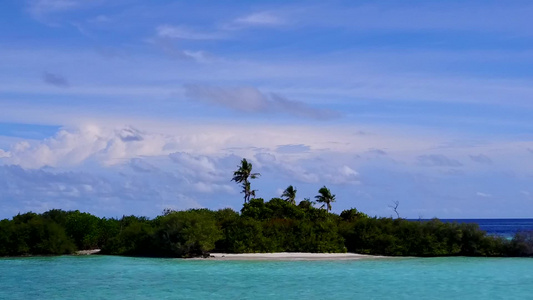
2,204,530,258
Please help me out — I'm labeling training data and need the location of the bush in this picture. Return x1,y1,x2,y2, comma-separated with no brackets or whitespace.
0,213,76,256
509,231,533,256
1,202,529,258
154,209,222,257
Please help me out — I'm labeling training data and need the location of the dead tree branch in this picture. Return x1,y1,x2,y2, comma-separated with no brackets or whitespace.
388,201,400,219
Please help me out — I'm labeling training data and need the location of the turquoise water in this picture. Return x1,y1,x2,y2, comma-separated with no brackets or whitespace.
1,256,532,299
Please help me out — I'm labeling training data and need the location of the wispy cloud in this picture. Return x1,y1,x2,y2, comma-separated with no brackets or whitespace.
368,148,387,156
156,25,224,40
184,85,340,120
87,14,110,24
148,38,213,62
417,154,463,167
43,71,69,87
28,0,79,17
276,144,310,154
27,0,99,24
469,154,492,164
476,192,492,198
233,11,285,27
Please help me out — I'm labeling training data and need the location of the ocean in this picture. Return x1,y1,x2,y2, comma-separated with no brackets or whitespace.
439,218,533,238
1,219,532,299
1,255,532,299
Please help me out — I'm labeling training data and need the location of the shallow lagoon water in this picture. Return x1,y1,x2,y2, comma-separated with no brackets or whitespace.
1,255,532,299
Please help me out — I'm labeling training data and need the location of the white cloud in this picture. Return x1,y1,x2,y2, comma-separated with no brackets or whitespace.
282,164,320,184
129,158,158,173
0,164,206,218
1,122,532,218
182,50,212,63
170,152,222,182
341,165,358,177
1,121,529,181
0,149,10,158
234,12,285,27
322,165,360,185
3,125,173,168
156,25,224,40
476,192,492,198
253,152,360,185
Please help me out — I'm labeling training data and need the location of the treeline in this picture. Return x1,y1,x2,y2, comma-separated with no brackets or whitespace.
1,198,532,258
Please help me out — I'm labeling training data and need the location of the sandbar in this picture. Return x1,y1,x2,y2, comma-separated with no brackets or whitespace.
76,249,101,255
204,252,385,261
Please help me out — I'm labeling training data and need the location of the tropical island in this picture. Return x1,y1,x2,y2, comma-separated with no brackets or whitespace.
1,159,532,258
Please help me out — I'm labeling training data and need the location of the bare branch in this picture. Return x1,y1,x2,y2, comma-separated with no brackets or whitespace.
388,201,400,219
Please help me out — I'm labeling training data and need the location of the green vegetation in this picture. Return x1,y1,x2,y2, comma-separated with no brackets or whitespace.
1,202,532,258
0,158,531,258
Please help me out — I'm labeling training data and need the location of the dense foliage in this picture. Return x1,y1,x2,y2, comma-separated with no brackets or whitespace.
1,200,532,258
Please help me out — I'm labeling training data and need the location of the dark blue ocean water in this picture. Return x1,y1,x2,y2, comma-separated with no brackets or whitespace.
438,219,533,238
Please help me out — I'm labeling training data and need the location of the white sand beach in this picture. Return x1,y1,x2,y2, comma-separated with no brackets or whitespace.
205,252,385,261
76,249,101,255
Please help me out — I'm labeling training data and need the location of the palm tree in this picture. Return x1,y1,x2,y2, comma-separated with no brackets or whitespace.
315,186,335,212
281,185,297,205
231,158,260,203
243,181,257,202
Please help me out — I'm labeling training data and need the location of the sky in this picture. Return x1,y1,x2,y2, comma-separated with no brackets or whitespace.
0,0,532,219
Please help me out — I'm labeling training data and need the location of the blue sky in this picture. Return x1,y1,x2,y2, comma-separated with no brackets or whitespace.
0,0,532,219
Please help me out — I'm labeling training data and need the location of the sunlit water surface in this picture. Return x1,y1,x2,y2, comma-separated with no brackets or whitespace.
1,255,532,299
